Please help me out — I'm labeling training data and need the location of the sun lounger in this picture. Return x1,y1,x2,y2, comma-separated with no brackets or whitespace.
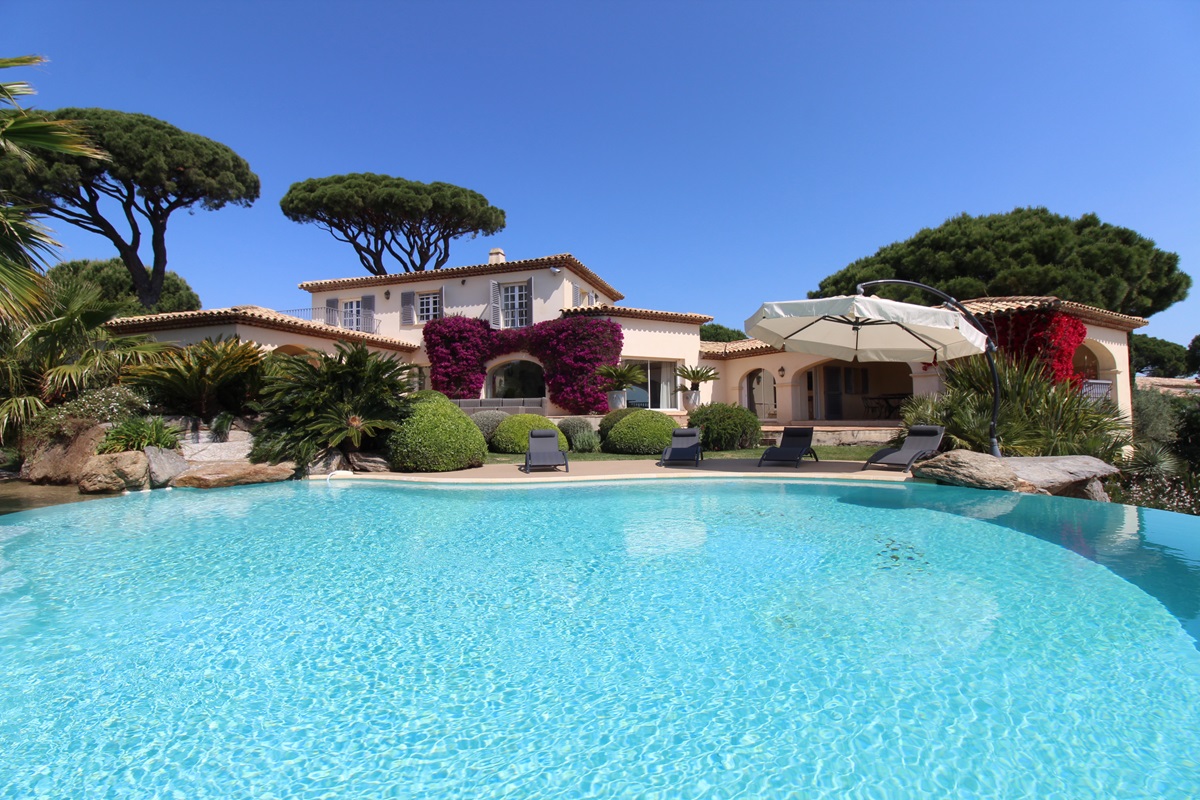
861,425,945,472
757,427,818,467
525,429,568,473
660,428,703,467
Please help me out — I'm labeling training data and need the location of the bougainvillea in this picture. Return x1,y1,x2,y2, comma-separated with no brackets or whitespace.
421,316,493,399
983,310,1087,384
422,315,623,414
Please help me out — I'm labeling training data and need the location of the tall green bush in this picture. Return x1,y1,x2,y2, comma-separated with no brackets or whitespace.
598,407,640,441
491,414,567,454
1131,388,1185,446
386,400,485,472
603,410,677,454
899,354,1129,461
687,403,761,450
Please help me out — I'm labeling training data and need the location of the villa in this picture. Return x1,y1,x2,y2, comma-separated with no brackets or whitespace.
107,249,1146,430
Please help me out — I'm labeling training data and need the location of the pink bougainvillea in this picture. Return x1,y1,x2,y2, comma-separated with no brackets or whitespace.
422,315,623,414
984,310,1088,383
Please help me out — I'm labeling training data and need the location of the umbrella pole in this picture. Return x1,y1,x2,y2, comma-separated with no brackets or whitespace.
856,279,1002,458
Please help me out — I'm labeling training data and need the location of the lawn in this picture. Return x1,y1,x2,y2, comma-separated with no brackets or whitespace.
484,444,881,465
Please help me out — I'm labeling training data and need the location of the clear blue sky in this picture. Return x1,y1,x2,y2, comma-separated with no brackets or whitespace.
10,1,1200,345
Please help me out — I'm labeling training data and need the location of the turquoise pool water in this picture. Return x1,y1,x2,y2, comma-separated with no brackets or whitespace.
1,479,1199,798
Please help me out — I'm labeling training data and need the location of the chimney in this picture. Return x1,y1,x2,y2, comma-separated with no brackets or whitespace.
488,248,506,264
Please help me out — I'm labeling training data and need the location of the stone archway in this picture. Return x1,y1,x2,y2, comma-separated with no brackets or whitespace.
741,368,778,420
487,360,546,399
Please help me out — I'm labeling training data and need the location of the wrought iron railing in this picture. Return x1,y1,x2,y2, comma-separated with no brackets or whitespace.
275,307,380,334
1080,380,1113,403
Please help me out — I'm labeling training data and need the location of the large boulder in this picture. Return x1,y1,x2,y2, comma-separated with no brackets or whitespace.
912,450,1039,493
145,446,189,488
172,461,295,489
180,440,253,463
347,451,390,473
25,425,108,485
78,451,150,494
1005,456,1120,502
304,448,349,477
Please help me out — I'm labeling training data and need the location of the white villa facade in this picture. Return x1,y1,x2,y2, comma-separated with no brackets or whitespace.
108,249,1146,426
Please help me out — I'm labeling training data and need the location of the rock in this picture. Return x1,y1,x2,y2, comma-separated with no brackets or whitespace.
305,449,349,477
26,425,109,485
171,461,295,489
180,440,253,463
912,450,1025,491
79,451,150,494
1005,456,1119,501
145,446,189,488
347,451,390,473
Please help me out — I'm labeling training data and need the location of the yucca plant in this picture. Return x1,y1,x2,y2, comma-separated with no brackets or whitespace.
1121,442,1183,481
898,353,1130,461
126,336,265,421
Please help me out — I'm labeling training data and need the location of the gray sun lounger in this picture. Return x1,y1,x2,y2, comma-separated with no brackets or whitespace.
758,427,819,467
861,424,945,472
525,429,569,473
660,428,703,467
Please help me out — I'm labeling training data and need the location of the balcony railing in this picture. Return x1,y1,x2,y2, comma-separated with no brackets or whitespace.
275,307,380,334
1080,379,1113,403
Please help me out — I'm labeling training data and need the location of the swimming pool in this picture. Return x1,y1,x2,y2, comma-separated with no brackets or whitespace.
1,479,1199,798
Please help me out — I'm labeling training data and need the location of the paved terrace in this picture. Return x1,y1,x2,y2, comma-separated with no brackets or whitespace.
322,458,916,486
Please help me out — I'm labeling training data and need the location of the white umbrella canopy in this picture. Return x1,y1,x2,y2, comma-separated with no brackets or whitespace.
744,294,989,363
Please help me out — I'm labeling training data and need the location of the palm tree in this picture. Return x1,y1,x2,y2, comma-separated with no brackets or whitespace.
0,55,107,324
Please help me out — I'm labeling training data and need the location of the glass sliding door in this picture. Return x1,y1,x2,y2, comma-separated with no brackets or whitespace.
624,360,679,410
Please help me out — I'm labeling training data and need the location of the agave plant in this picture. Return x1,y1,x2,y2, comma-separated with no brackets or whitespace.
898,353,1130,461
1121,442,1183,481
126,336,265,421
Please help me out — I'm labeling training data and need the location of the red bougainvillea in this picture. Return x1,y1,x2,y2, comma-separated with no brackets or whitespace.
984,310,1087,383
422,315,623,414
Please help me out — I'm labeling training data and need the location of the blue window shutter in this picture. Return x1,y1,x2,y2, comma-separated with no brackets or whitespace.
572,283,581,307
437,287,444,319
489,281,501,329
361,294,375,332
401,292,415,325
525,277,533,326
325,297,338,325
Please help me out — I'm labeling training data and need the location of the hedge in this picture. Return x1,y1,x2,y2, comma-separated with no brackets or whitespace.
386,400,486,472
687,403,761,450
603,409,678,455
490,413,568,454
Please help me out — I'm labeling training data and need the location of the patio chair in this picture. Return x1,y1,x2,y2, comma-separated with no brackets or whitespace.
660,428,703,467
861,425,945,473
757,427,819,468
524,429,569,473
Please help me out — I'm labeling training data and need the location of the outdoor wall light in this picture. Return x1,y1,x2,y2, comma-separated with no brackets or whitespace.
777,366,786,378
549,266,562,274
384,290,390,300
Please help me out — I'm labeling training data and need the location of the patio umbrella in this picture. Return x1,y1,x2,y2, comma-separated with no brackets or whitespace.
743,294,989,363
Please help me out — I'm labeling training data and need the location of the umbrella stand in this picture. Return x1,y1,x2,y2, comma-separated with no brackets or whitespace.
856,279,1002,458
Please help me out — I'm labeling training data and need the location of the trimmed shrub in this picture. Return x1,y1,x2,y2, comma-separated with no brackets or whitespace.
491,413,568,454
407,389,454,406
604,409,678,455
688,403,761,450
386,401,485,472
557,416,595,447
571,428,601,453
469,409,510,443
97,416,181,454
598,407,640,441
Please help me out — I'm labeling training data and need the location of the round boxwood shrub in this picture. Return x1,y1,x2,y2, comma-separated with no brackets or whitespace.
406,389,454,406
687,403,761,450
386,401,486,472
603,409,678,455
598,407,640,441
491,413,568,454
468,409,510,443
557,416,595,447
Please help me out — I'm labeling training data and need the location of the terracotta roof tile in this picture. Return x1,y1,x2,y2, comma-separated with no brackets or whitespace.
959,296,1147,332
561,304,712,325
105,306,419,352
298,253,625,302
698,338,781,359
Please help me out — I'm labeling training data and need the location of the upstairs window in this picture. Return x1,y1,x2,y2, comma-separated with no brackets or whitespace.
417,292,441,323
342,299,362,331
501,282,529,328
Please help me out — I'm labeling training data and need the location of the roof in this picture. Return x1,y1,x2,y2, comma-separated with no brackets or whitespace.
698,338,781,360
1136,376,1200,397
561,304,713,325
105,306,419,352
958,296,1147,332
297,253,625,302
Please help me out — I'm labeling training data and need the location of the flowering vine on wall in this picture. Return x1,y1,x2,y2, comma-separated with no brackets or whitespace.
984,310,1087,383
422,315,623,414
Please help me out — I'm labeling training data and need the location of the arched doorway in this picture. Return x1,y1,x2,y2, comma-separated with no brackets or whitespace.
487,360,545,399
742,369,777,420
1073,344,1100,380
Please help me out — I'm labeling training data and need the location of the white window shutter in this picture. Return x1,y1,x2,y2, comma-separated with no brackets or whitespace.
489,281,501,329
401,292,416,325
